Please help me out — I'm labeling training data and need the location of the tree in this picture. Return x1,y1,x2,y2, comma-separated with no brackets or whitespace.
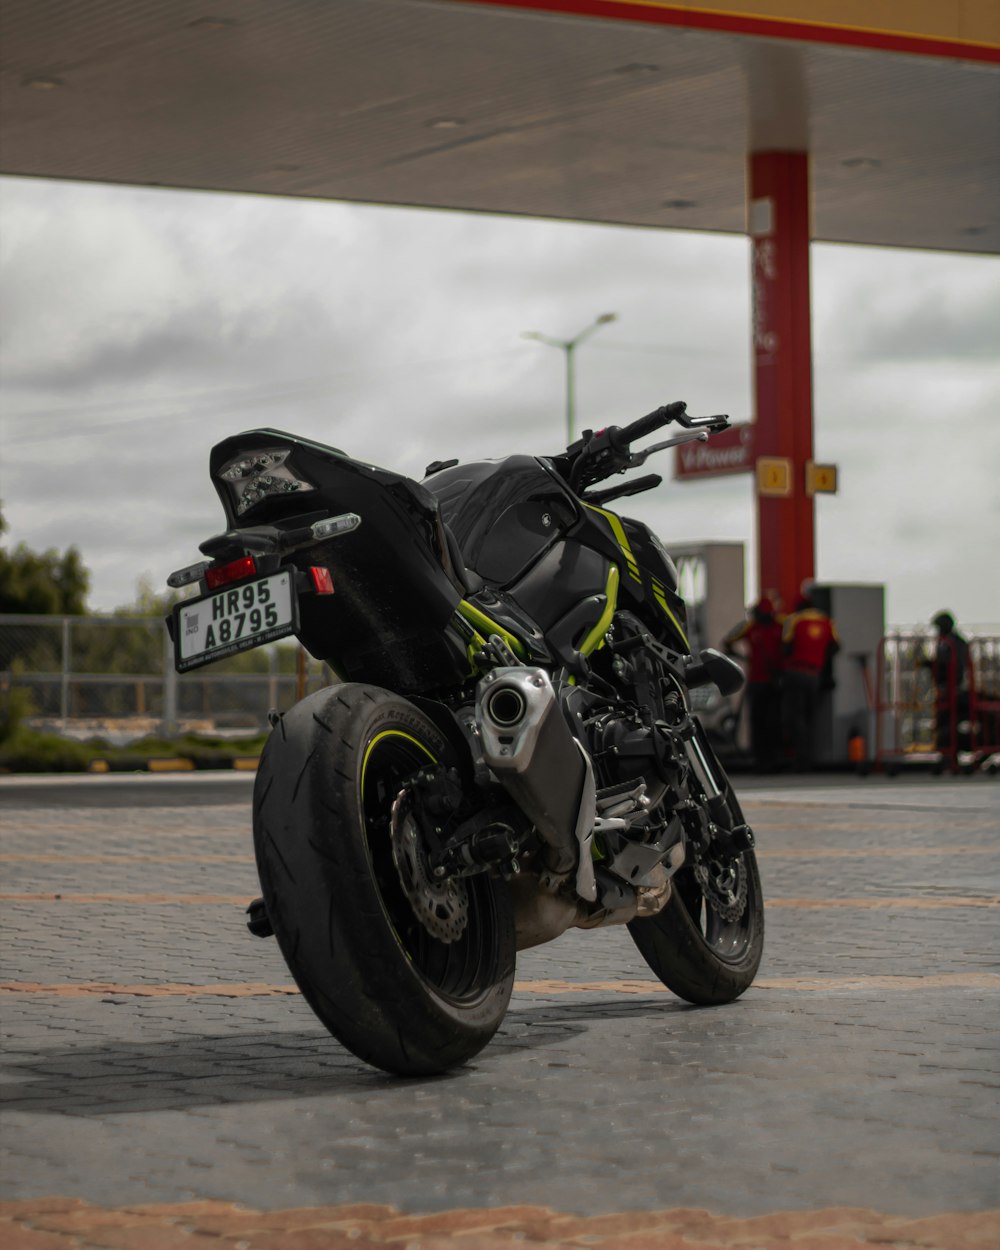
116,576,182,619
0,507,90,615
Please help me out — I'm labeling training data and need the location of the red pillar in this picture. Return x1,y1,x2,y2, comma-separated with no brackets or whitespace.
749,151,815,613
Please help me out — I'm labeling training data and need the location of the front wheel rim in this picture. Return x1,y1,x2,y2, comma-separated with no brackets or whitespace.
678,855,759,963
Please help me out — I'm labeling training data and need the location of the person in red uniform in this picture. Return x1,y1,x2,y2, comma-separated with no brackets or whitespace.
723,595,784,771
781,591,840,770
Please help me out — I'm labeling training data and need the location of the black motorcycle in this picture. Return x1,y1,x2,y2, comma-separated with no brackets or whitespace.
166,401,763,1076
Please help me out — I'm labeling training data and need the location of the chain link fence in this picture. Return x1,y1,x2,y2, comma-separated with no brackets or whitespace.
874,629,1000,770
0,614,335,741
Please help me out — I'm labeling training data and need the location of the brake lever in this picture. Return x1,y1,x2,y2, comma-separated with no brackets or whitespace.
626,430,708,468
673,412,731,432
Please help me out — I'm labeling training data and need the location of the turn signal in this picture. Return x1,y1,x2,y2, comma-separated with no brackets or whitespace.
309,566,334,595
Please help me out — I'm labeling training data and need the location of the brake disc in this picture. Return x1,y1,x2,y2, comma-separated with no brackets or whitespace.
390,789,469,944
694,855,749,924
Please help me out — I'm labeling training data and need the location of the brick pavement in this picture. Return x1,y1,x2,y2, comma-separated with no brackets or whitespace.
1,772,998,1248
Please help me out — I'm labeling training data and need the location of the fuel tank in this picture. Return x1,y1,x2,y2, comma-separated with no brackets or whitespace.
425,455,578,588
426,457,614,663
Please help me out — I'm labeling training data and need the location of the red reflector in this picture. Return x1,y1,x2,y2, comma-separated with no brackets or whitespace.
309,566,334,595
206,556,257,590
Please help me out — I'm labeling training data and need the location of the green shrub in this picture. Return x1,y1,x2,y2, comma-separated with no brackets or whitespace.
0,684,39,744
0,728,97,773
0,727,266,773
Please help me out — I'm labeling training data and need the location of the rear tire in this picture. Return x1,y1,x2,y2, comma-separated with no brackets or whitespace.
253,683,516,1076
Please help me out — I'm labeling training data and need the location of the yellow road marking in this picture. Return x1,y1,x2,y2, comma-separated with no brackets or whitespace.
1,847,993,864
3,973,997,998
1,1197,996,1247
0,893,251,904
0,981,299,997
513,974,1000,993
758,973,1000,991
767,897,999,909
0,853,253,864
755,846,996,858
3,892,996,908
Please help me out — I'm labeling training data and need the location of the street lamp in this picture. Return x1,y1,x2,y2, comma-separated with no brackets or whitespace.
522,312,617,444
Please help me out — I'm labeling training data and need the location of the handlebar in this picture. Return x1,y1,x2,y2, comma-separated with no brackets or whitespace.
559,401,731,491
612,401,689,448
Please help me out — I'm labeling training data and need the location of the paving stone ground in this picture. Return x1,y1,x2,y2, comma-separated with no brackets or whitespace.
1,770,998,1248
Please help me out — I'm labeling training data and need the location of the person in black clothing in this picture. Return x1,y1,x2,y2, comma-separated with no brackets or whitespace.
926,611,970,760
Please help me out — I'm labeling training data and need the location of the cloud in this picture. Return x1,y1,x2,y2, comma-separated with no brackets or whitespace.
1,175,998,626
813,243,1000,364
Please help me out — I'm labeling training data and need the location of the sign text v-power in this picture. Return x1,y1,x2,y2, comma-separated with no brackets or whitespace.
675,422,754,481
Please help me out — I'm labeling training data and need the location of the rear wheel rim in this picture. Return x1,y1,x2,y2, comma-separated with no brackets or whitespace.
360,729,507,1006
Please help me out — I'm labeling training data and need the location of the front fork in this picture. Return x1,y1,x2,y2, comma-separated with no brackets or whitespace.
680,716,755,860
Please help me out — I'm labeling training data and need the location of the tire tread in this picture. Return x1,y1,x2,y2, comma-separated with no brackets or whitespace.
252,683,515,1076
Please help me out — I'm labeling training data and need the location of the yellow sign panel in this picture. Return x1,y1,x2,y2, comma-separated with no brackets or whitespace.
756,457,792,497
806,462,839,495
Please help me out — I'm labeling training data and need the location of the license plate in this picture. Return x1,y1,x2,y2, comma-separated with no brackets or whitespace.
173,571,298,672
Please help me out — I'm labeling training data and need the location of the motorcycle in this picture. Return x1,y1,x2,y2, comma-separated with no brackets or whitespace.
166,400,764,1076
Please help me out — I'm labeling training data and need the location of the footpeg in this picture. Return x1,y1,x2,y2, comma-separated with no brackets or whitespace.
246,896,274,938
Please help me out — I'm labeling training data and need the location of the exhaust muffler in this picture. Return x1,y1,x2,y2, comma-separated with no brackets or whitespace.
476,667,596,899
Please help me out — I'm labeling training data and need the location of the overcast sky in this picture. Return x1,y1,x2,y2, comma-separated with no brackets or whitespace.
1,174,998,629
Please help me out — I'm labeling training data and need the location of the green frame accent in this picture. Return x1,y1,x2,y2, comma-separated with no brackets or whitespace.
578,565,620,657
583,503,642,583
457,600,528,660
651,579,690,650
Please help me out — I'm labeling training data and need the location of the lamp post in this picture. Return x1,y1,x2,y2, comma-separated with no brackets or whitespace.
522,312,617,444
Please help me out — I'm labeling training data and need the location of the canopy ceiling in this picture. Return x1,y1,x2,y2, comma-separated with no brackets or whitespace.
1,0,998,253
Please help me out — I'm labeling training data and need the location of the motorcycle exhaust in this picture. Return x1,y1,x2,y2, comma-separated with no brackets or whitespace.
476,667,596,896
483,684,528,729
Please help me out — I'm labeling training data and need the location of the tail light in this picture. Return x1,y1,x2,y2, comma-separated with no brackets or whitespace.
206,556,257,590
217,447,314,517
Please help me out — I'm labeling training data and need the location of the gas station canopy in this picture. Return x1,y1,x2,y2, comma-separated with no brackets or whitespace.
1,0,998,254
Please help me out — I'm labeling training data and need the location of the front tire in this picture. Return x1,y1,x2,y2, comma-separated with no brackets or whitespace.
253,683,516,1076
627,786,764,1005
